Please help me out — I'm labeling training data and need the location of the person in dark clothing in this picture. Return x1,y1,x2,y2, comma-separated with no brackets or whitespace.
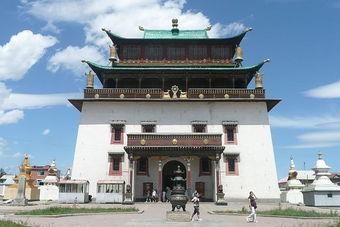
246,191,257,223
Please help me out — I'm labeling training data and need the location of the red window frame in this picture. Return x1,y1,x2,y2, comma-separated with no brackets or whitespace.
225,155,239,176
199,157,211,176
109,155,123,176
137,157,149,176
111,125,124,144
224,125,237,145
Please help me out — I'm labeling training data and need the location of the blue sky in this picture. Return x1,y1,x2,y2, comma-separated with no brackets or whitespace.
0,0,339,179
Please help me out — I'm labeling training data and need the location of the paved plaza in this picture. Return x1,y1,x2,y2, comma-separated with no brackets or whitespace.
0,202,339,227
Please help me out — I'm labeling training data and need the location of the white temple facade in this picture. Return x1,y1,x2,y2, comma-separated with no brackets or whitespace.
39,160,59,201
69,20,281,202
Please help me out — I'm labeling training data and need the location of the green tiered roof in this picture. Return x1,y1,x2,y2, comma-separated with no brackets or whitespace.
82,60,270,85
143,29,208,39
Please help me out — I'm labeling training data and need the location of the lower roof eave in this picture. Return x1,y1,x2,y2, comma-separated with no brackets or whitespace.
124,146,224,157
68,98,281,112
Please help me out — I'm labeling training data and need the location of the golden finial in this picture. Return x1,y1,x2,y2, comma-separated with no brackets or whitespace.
86,70,94,89
255,71,263,89
234,45,243,66
109,45,119,64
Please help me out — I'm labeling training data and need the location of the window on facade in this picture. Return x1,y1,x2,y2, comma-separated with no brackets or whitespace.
193,124,207,133
167,47,185,60
137,157,148,175
111,125,124,144
142,124,156,133
122,45,141,59
226,155,239,175
109,154,122,176
211,46,230,59
188,45,207,60
145,45,163,60
199,157,211,175
38,170,45,176
224,125,237,144
97,184,123,193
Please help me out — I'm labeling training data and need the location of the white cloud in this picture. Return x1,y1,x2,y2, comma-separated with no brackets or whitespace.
47,45,105,75
270,115,340,129
298,131,340,143
42,129,50,135
283,142,340,149
2,92,80,110
0,137,7,156
304,80,340,98
24,0,246,48
0,110,24,125
0,30,57,81
12,152,22,158
24,0,247,75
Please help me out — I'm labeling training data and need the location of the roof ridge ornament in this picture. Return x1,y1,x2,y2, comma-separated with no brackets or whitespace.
139,26,144,31
171,18,179,35
206,25,212,31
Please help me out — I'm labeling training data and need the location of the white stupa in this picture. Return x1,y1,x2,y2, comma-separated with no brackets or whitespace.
39,160,59,201
280,157,304,204
302,153,340,206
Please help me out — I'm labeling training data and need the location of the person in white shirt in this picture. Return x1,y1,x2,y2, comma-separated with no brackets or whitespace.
191,194,201,221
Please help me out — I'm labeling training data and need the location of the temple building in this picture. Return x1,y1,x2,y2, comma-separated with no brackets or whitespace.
69,19,281,202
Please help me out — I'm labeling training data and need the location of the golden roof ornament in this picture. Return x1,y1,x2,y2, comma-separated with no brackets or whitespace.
19,154,32,178
255,71,263,89
48,160,58,176
86,70,94,89
109,44,119,65
288,156,298,180
234,45,243,66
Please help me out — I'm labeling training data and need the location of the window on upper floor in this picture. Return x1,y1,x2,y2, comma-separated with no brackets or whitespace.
145,45,163,60
167,47,186,60
199,157,211,176
211,46,230,59
192,124,207,133
142,124,156,133
137,157,148,175
223,124,237,145
38,170,45,176
122,45,141,59
108,154,123,176
188,45,207,60
225,155,239,176
111,124,125,144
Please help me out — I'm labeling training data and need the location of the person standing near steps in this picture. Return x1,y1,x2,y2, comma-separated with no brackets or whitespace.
246,191,257,223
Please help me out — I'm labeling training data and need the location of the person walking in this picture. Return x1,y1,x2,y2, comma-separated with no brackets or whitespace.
246,191,257,223
191,194,201,221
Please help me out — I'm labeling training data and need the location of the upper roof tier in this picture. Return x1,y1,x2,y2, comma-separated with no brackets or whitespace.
102,18,252,42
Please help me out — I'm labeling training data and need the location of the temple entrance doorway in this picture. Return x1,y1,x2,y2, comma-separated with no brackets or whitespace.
162,160,186,191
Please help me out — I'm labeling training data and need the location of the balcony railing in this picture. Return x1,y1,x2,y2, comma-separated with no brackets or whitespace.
127,133,222,147
84,88,265,99
188,88,265,98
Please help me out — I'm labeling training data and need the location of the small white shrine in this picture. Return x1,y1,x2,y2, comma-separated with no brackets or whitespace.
39,160,59,201
280,157,304,204
302,153,340,206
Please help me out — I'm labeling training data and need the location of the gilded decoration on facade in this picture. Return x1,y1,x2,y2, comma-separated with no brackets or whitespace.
172,139,178,145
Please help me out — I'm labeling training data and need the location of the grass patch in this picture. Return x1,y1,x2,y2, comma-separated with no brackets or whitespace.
214,207,339,218
0,220,28,227
15,207,139,216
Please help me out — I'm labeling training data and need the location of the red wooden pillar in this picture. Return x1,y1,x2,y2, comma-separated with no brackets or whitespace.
158,159,162,194
186,158,192,190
